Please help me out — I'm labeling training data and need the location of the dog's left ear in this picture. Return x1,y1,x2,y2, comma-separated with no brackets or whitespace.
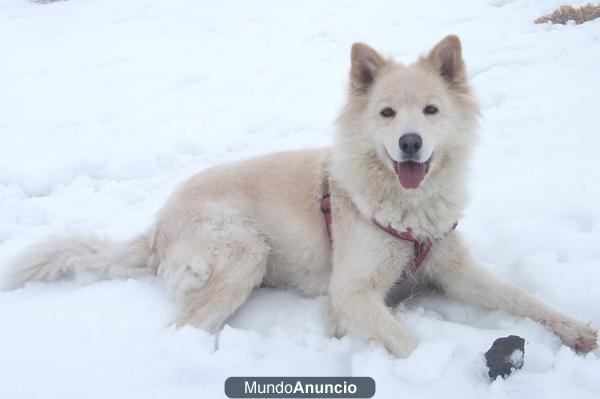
424,35,466,85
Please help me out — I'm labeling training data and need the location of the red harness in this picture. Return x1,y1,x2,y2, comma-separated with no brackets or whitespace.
321,192,457,285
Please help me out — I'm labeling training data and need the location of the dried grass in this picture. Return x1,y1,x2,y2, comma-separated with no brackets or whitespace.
535,3,600,25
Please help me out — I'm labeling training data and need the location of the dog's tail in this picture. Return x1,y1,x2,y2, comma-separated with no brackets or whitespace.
3,233,154,289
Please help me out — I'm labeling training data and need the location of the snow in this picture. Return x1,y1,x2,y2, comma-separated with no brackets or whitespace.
1,0,599,398
510,349,525,369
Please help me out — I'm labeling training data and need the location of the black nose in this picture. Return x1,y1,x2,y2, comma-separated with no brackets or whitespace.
399,133,422,156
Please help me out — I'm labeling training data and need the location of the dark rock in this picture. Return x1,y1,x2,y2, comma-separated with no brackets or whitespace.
485,335,525,380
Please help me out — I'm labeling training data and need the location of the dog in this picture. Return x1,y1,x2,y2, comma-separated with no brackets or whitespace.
6,35,597,357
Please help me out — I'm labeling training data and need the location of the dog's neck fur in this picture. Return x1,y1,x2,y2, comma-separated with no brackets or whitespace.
329,129,471,240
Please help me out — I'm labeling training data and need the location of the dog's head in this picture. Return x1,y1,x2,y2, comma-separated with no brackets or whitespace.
336,35,479,191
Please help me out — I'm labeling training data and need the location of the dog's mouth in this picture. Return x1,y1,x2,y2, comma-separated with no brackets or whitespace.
393,158,431,189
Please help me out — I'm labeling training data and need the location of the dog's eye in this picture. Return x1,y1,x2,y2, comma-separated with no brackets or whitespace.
423,105,439,115
380,107,396,118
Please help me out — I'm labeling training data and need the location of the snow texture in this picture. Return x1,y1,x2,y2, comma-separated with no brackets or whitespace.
511,350,525,368
1,0,599,398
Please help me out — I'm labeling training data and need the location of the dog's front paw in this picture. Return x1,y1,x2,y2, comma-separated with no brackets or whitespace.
548,318,598,353
387,335,418,358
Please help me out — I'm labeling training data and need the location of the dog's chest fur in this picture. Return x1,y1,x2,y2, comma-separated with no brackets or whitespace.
330,149,466,241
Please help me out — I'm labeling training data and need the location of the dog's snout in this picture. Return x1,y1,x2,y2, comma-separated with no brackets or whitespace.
399,133,422,156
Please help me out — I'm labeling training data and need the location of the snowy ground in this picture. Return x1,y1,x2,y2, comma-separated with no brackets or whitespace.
1,0,600,398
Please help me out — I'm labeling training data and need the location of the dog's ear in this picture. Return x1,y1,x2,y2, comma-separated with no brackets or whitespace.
350,43,387,94
425,35,466,85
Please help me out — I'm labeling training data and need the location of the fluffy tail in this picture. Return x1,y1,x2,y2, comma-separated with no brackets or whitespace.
4,233,154,289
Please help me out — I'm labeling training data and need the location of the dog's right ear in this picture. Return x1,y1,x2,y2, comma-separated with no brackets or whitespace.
350,43,387,94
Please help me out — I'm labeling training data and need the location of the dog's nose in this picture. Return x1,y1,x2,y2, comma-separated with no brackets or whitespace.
399,133,422,156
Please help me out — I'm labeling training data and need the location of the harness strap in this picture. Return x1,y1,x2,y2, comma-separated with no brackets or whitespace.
320,191,457,285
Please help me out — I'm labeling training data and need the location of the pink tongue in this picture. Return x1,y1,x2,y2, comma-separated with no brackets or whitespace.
395,161,427,189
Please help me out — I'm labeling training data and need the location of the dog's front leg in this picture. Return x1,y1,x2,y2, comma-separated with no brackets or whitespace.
329,281,418,358
328,220,418,358
429,234,598,353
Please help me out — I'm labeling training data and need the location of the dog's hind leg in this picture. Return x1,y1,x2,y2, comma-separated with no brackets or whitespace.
156,208,270,332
